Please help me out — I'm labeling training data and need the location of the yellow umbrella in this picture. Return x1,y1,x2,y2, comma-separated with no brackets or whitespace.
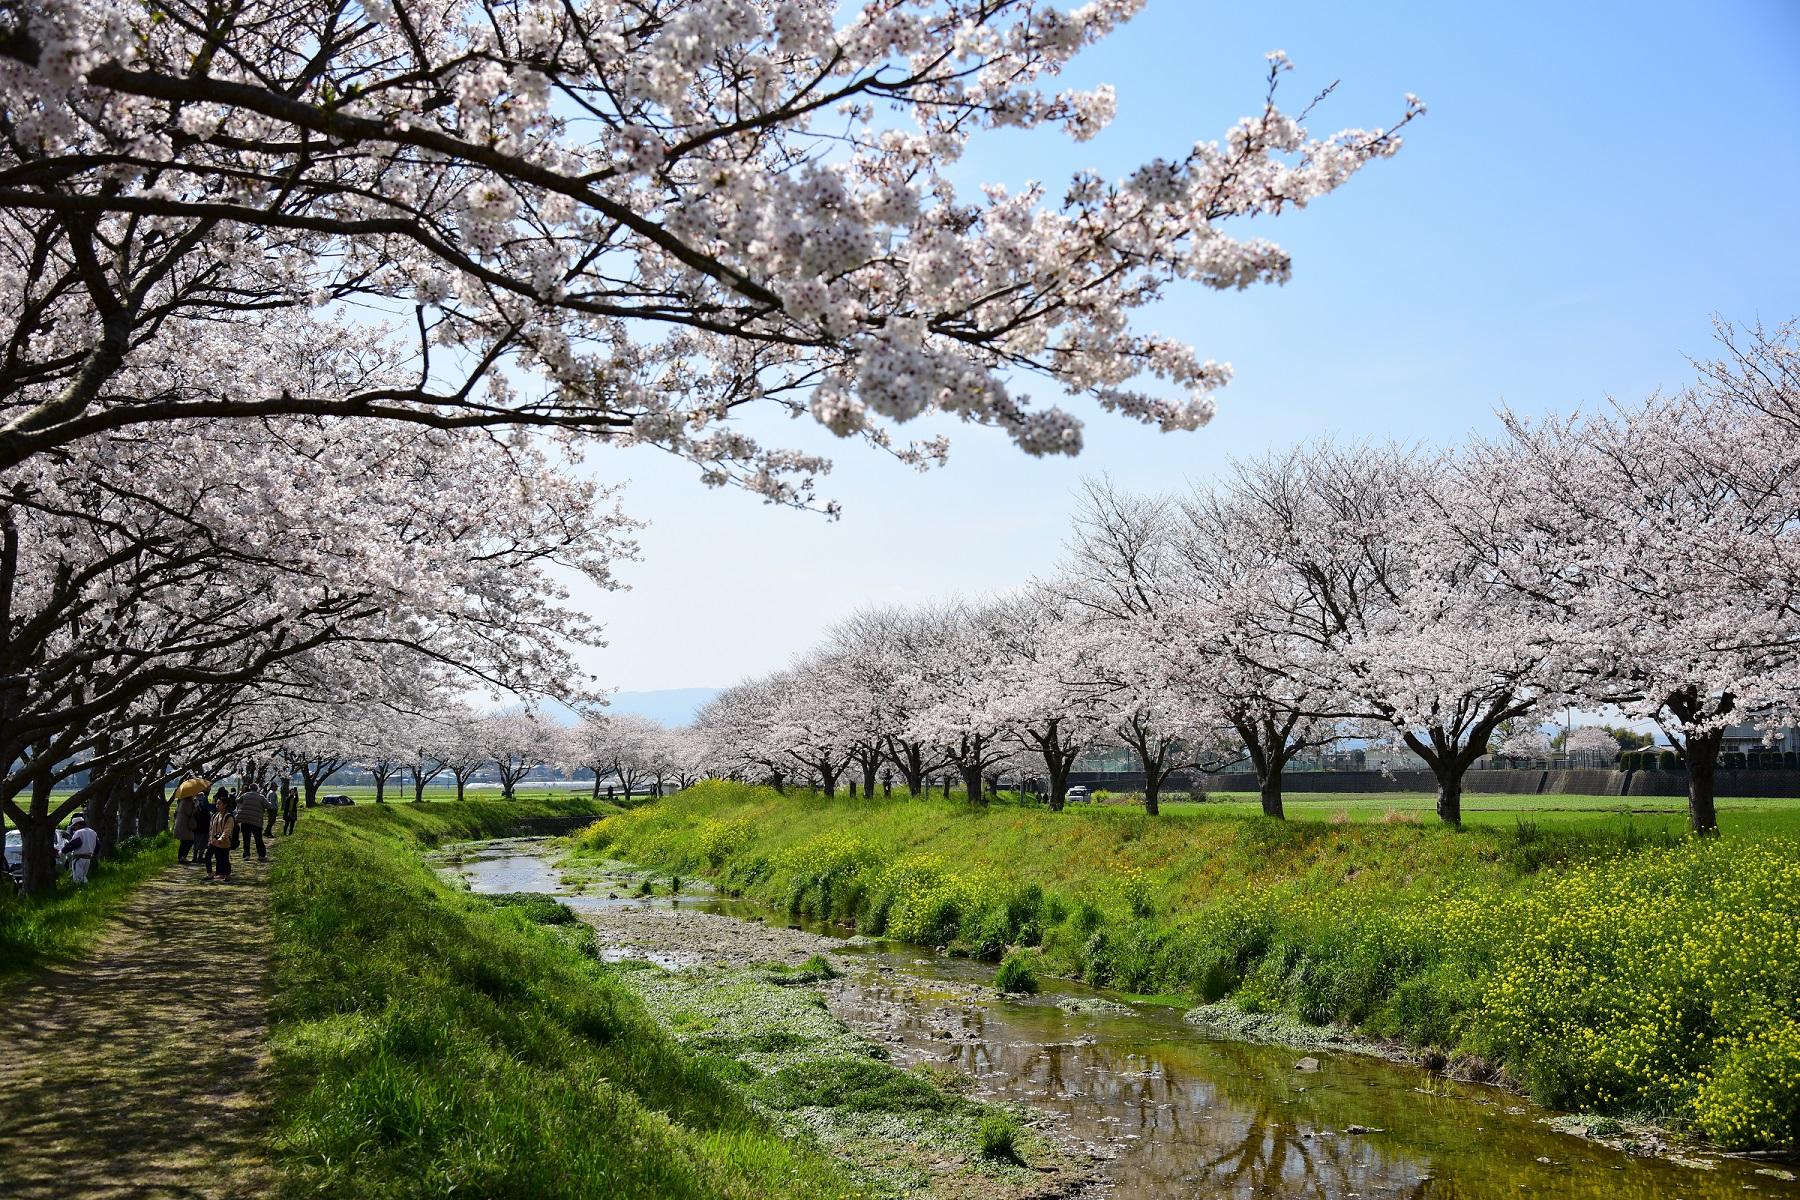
173,777,211,800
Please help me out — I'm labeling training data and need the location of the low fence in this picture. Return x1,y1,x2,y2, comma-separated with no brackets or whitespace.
1067,767,1800,799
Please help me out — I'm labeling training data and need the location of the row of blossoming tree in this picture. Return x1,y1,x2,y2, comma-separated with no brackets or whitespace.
696,325,1800,835
286,706,705,804
1,0,1422,890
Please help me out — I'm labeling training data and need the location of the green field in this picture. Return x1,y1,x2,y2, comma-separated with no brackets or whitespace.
577,781,1800,1151
1182,791,1800,838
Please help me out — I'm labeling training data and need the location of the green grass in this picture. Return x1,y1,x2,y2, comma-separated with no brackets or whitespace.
575,782,1800,1151
270,796,861,1199
1189,790,1800,838
992,950,1040,995
0,832,174,982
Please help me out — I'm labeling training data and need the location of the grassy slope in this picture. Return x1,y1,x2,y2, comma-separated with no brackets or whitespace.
270,797,862,1199
0,833,174,982
578,782,1800,1151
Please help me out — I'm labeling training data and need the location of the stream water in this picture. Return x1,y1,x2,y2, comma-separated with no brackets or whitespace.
442,839,1800,1200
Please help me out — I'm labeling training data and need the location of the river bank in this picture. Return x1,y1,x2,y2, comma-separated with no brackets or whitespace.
266,799,873,1199
573,781,1800,1154
443,837,1800,1199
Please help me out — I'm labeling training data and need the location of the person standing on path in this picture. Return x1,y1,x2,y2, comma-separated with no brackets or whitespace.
262,789,277,840
173,789,200,864
206,800,237,882
60,816,97,884
280,785,298,836
191,791,214,863
235,786,269,862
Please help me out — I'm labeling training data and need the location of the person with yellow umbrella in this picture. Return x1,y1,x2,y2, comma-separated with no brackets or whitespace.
172,777,210,866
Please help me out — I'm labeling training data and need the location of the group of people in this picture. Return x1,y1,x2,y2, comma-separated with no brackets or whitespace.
171,781,300,882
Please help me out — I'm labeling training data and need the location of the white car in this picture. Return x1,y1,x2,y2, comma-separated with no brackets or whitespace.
1064,786,1091,804
4,828,19,866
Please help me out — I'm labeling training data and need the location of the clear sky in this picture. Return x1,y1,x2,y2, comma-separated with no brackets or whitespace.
574,0,1800,694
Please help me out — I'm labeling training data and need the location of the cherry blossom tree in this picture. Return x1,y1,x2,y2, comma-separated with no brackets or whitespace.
898,601,1018,804
1563,726,1622,767
976,593,1105,810
1471,326,1800,833
825,606,948,795
480,708,558,798
1060,478,1333,818
1494,729,1552,760
401,716,455,802
697,680,790,790
1220,444,1563,826
0,2,1419,499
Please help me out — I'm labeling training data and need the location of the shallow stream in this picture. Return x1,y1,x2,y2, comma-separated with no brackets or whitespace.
442,839,1799,1200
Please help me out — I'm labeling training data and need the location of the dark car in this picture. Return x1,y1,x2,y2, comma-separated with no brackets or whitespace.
321,794,356,806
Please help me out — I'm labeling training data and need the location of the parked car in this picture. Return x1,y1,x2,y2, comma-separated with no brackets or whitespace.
4,828,20,866
320,794,356,807
1064,786,1090,804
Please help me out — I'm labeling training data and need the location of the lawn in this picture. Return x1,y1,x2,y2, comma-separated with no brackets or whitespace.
1180,791,1800,838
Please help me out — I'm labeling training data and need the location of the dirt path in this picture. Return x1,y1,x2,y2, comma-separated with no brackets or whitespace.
0,853,277,1199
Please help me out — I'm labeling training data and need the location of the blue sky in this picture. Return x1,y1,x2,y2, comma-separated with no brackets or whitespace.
577,0,1800,693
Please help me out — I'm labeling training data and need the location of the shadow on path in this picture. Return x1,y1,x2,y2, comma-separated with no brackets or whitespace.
0,855,276,1198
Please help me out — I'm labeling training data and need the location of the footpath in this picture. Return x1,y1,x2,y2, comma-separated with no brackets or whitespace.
0,852,277,1198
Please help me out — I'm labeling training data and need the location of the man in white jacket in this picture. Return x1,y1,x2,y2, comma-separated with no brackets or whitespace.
62,816,98,884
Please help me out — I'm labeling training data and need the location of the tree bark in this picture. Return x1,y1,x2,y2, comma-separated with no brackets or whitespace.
1434,772,1462,826
1143,781,1160,816
1046,755,1071,813
1685,729,1721,836
960,763,984,805
17,752,59,892
1259,777,1284,820
18,817,55,892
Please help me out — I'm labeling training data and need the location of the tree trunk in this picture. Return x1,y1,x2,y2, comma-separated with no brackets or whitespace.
18,756,59,892
1143,776,1161,816
862,758,877,797
1046,754,1071,813
374,776,387,804
770,770,785,794
960,764,984,805
455,776,467,802
1259,777,1284,820
1686,730,1721,835
18,817,55,893
413,773,427,803
1434,771,1463,826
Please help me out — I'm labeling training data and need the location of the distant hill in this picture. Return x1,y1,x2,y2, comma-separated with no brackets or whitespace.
537,688,721,727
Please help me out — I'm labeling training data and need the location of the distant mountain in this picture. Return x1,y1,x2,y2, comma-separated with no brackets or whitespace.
536,688,721,727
